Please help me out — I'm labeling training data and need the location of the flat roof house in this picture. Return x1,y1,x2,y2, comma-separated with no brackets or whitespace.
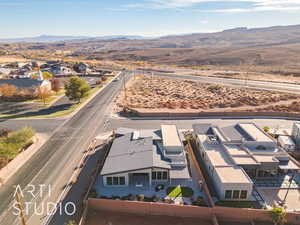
100,125,191,190
193,123,299,201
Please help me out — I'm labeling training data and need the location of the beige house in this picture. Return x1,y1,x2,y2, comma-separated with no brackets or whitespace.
193,123,299,201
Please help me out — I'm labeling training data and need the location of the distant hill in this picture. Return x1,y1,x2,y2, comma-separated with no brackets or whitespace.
2,24,300,74
0,35,146,43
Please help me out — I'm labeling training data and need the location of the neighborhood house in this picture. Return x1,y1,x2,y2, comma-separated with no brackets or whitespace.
193,123,299,201
98,125,192,197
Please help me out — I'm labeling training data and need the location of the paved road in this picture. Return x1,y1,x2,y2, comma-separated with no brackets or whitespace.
152,72,300,94
108,117,299,130
0,72,129,225
0,118,65,134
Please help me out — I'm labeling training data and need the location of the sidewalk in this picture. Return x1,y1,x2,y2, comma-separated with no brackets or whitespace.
0,133,47,185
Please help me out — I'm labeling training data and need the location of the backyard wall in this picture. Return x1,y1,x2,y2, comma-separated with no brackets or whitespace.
129,108,300,118
87,198,300,225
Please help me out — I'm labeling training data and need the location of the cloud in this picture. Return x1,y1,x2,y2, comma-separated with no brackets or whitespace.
121,0,300,12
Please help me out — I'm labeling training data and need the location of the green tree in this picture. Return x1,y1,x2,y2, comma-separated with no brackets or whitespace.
271,206,286,225
64,76,90,103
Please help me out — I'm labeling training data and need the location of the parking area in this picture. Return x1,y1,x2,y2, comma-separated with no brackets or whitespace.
258,188,300,211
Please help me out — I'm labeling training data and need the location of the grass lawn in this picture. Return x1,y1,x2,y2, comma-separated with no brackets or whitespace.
0,127,35,165
35,86,101,118
215,201,256,208
0,87,100,119
166,186,194,198
34,90,65,105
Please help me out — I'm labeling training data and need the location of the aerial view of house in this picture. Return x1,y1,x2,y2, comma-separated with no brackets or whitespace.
95,125,202,204
192,123,300,209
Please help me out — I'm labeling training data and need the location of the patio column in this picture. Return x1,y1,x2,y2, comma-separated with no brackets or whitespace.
149,171,152,190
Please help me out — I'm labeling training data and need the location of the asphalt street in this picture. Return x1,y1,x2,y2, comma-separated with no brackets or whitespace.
108,117,299,130
0,118,65,134
152,72,300,94
0,72,129,225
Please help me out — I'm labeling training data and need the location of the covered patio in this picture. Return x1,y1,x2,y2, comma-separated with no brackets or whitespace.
129,173,150,189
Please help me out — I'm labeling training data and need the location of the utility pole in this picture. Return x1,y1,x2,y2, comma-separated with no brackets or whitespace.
14,186,27,225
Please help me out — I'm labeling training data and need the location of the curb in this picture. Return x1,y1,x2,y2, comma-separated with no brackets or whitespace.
0,134,46,186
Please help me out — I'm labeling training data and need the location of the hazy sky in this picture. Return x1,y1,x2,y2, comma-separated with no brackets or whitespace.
1,0,300,38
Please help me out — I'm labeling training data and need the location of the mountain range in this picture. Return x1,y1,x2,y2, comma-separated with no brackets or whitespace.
0,35,146,43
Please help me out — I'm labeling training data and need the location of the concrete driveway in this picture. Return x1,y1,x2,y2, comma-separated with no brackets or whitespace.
258,188,300,212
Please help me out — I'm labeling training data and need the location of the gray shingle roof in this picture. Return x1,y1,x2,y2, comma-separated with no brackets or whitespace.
0,79,42,89
101,133,170,175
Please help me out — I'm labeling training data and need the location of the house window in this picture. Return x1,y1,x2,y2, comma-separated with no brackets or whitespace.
240,190,247,199
152,171,168,180
106,176,126,186
106,177,112,185
119,177,125,185
113,177,119,185
152,172,156,180
225,190,232,199
157,172,162,180
233,190,240,199
162,171,168,180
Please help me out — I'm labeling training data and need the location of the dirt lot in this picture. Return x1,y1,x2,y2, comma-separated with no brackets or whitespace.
118,75,300,112
0,56,28,63
85,209,212,225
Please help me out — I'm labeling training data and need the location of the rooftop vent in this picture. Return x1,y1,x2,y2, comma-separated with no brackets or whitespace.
207,135,219,145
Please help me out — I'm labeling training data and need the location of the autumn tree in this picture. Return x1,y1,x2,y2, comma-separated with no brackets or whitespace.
51,78,61,93
0,84,17,99
64,76,90,103
36,86,51,105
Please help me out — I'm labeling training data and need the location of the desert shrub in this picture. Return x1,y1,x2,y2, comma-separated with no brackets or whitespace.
152,195,161,202
136,194,145,201
192,197,207,207
88,188,97,198
0,128,11,138
271,206,286,225
121,194,133,200
207,85,222,92
263,126,270,132
111,195,120,200
65,220,76,225
164,198,174,204
101,76,107,82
